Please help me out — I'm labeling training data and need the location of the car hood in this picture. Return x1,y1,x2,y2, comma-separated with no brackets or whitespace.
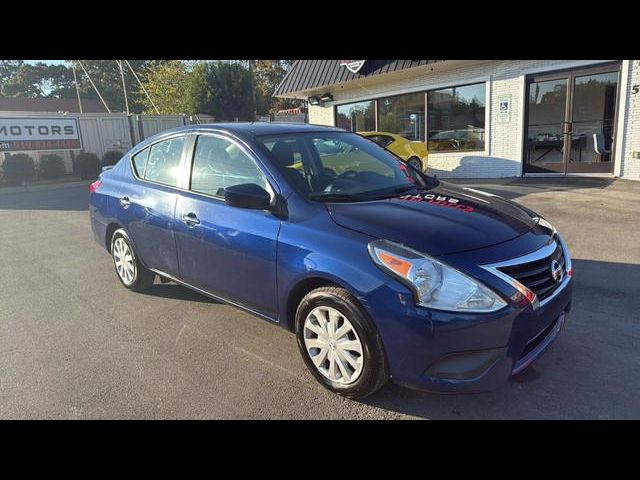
326,182,539,256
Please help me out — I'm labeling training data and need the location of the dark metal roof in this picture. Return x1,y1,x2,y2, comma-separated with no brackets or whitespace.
0,97,107,113
274,60,444,97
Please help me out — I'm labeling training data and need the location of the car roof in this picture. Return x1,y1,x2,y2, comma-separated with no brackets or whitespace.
129,122,350,155
157,122,345,139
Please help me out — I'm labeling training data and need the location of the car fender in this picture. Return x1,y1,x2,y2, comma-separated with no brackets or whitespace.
276,213,405,330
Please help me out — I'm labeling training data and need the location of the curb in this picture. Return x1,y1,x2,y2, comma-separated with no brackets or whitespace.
0,180,91,196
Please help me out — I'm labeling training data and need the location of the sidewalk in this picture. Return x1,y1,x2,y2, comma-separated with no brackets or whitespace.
0,177,91,195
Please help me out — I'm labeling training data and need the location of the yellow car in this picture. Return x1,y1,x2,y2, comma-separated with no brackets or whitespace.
359,132,428,171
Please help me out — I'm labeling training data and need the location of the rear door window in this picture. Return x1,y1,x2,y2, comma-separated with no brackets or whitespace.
144,136,185,187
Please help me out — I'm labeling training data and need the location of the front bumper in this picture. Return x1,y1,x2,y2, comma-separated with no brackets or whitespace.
511,309,566,376
360,256,573,394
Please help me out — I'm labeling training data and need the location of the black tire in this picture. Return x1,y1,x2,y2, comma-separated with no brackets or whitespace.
407,156,423,171
110,229,155,292
295,286,389,399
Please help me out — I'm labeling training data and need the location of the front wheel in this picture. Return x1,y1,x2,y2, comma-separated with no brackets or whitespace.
295,287,389,399
111,229,155,291
407,156,423,171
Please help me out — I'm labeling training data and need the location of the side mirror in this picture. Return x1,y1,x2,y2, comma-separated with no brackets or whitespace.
224,183,271,210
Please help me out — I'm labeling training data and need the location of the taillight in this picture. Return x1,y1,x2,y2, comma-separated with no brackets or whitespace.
89,180,102,195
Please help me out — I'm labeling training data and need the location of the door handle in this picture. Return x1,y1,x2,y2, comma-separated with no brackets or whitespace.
120,196,131,208
182,212,200,226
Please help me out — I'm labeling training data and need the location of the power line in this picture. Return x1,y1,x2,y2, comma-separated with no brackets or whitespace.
76,60,111,113
124,60,160,115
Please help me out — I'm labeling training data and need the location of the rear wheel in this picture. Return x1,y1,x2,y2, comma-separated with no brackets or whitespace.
295,287,389,399
111,229,155,291
407,156,423,171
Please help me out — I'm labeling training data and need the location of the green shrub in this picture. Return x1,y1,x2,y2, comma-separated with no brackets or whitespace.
2,153,36,185
102,150,123,167
73,152,100,180
38,154,66,180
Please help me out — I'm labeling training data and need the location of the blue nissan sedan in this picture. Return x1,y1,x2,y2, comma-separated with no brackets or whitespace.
89,122,573,399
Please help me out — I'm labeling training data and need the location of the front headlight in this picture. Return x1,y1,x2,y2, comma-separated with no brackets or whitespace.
533,216,556,236
368,239,507,313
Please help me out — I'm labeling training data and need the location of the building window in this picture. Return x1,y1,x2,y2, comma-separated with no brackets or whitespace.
427,83,486,152
377,92,425,141
336,100,375,132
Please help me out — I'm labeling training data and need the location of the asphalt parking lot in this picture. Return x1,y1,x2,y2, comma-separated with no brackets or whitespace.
0,177,639,419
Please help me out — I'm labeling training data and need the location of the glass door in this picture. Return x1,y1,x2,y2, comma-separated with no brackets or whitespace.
524,76,569,174
567,70,619,173
524,63,620,175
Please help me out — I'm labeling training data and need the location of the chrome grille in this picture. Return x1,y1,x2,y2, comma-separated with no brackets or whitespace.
497,238,566,302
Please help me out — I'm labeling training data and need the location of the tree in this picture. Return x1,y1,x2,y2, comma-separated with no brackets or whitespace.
190,61,254,121
73,61,180,113
1,63,48,97
0,60,154,113
138,60,194,115
0,59,299,118
0,62,74,98
0,60,24,90
45,64,77,98
252,60,300,115
69,60,155,113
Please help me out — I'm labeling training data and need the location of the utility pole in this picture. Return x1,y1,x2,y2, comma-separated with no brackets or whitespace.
118,60,130,115
72,63,83,113
248,60,257,121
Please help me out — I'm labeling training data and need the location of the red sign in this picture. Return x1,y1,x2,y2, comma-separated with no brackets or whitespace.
1,139,81,152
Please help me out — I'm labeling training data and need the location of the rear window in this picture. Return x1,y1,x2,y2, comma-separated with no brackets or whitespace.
143,137,185,187
366,135,394,147
131,148,149,177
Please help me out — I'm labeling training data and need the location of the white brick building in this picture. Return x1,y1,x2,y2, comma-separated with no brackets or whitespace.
275,60,640,180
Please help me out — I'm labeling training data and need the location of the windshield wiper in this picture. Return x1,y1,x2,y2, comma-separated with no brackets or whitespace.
308,183,433,202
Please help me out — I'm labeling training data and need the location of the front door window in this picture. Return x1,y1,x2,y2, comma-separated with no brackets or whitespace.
190,135,268,197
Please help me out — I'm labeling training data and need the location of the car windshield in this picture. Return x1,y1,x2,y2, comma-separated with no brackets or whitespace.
257,132,437,202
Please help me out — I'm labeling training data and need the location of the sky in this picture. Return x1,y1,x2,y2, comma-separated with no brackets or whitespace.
24,60,66,65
